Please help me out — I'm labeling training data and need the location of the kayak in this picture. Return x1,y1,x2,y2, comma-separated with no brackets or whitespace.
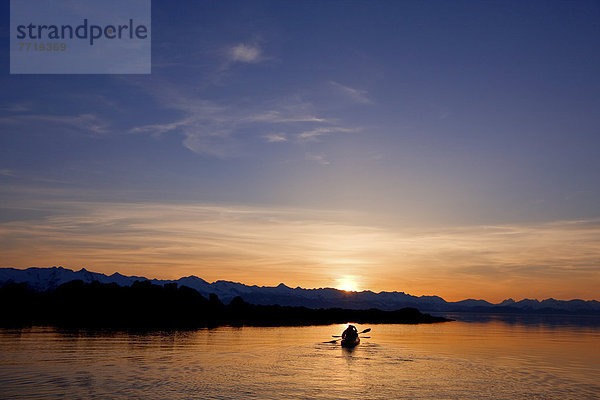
340,336,360,347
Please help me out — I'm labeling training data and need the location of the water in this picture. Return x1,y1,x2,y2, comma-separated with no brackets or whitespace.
1,315,599,399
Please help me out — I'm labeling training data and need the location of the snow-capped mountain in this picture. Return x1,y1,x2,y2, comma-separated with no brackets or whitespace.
0,266,146,291
1,266,599,314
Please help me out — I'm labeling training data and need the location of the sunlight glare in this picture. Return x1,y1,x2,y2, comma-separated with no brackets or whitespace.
336,276,359,292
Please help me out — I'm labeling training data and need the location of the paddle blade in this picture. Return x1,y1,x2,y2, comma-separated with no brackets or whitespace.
360,328,371,334
331,335,342,337
324,339,340,343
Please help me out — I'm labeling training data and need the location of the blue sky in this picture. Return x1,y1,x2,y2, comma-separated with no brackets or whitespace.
1,1,599,301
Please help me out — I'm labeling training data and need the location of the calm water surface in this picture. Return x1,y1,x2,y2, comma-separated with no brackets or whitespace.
1,315,599,399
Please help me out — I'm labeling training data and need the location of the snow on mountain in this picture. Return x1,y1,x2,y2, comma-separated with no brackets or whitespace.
0,266,133,291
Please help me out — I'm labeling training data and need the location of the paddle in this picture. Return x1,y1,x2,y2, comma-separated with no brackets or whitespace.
324,338,341,343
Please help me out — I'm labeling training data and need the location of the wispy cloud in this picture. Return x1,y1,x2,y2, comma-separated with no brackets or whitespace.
0,169,16,177
297,126,357,142
262,133,287,143
0,103,31,113
245,109,326,124
129,82,356,157
0,113,110,135
330,81,372,104
129,119,191,137
305,152,330,166
228,43,263,63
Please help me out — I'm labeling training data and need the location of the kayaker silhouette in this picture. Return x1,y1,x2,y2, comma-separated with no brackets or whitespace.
328,325,369,347
342,325,358,341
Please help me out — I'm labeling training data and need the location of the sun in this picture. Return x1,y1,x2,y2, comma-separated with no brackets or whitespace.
336,276,359,292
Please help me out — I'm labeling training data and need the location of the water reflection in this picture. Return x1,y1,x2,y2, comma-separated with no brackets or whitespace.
342,346,356,356
1,319,599,399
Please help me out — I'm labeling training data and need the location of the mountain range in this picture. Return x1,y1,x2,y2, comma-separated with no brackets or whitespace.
1,266,599,314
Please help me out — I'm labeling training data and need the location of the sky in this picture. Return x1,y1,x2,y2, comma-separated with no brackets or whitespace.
1,0,599,302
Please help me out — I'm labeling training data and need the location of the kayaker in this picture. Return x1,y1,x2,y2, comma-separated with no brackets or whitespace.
341,324,358,341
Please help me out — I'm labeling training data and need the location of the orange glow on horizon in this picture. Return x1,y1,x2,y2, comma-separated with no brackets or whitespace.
1,201,599,302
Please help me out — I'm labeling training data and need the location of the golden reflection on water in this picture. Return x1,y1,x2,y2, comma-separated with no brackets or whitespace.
1,318,599,399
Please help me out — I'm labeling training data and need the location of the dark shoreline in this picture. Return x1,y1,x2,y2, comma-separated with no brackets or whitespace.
1,280,452,329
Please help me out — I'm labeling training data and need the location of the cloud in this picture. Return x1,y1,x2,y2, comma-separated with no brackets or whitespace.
129,83,357,157
229,43,262,63
0,169,16,177
330,81,372,104
0,113,109,135
0,103,31,113
263,133,287,143
181,129,240,158
129,119,191,137
246,110,326,124
297,126,357,142
305,152,330,165
128,101,246,157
